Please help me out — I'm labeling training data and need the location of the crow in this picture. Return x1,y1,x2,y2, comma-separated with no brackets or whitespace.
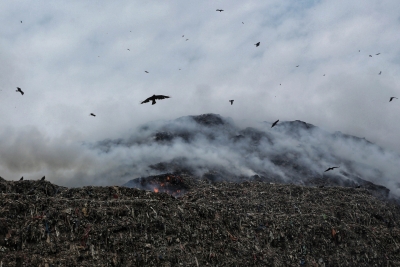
216,9,224,12
324,167,339,172
141,95,170,105
229,100,234,105
19,177,23,181
41,176,45,181
145,71,149,73
379,71,382,75
16,87,24,95
271,120,279,128
369,55,372,57
376,53,380,55
254,42,260,47
90,113,96,117
389,97,398,102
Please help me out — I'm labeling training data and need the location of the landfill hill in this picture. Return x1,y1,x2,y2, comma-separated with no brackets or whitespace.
91,113,400,199
1,175,400,267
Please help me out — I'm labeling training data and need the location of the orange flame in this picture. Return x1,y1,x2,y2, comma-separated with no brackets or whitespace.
153,188,159,193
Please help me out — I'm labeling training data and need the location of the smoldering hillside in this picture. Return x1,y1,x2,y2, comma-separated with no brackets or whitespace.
85,113,400,198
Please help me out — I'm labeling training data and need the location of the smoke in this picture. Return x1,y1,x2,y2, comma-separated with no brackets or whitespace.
0,113,399,197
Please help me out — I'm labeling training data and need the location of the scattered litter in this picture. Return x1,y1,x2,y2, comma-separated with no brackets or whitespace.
0,176,399,266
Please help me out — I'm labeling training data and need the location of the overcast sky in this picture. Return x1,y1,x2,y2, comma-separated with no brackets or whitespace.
1,0,400,184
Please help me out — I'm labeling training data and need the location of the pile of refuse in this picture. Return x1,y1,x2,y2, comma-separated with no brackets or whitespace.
1,175,400,266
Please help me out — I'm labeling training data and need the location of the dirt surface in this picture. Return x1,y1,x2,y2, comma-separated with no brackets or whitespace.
1,175,400,266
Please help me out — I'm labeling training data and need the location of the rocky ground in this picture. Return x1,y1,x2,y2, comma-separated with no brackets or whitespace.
1,175,400,267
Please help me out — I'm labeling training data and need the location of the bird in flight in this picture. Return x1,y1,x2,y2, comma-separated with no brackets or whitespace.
182,35,184,37
145,71,149,73
271,120,279,128
186,39,189,41
216,9,224,12
296,65,299,67
242,22,244,24
90,113,96,117
254,42,260,47
41,176,45,181
16,87,24,95
229,100,234,105
19,177,23,181
376,53,380,55
389,97,398,102
379,71,382,75
323,74,325,76
141,95,170,105
369,55,372,57
324,167,339,172
127,49,130,51
20,21,22,23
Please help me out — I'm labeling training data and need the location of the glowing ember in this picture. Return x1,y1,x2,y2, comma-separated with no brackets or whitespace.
153,188,159,193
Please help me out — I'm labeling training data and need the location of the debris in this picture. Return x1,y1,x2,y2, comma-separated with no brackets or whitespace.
0,176,399,266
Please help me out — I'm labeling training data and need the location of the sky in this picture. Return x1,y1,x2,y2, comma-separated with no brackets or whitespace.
1,0,400,187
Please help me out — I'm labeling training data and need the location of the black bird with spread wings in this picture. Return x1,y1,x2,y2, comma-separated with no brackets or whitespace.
16,87,24,95
40,176,45,181
389,97,398,102
376,53,380,55
229,100,234,105
271,120,279,128
254,42,260,47
324,166,339,172
141,95,170,105
216,9,224,12
90,113,96,117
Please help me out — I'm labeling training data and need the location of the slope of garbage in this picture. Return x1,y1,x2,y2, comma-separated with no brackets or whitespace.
1,175,400,267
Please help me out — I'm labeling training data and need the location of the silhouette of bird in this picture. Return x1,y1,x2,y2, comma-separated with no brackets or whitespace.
254,42,260,47
296,65,299,67
242,22,244,24
359,50,360,52
90,113,96,117
145,71,149,73
389,97,398,102
379,71,382,75
182,35,184,37
323,74,325,76
186,39,189,41
376,53,380,55
324,167,339,172
19,177,23,181
216,9,224,12
369,55,372,57
40,176,45,181
229,100,234,105
127,49,130,51
271,120,279,128
16,87,24,95
141,95,170,105
20,21,22,23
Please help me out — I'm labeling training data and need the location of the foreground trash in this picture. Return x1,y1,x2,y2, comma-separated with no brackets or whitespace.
0,176,399,266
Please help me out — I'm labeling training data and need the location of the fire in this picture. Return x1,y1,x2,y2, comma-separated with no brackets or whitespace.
153,188,159,193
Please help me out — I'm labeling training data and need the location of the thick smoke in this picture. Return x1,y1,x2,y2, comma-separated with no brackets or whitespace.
0,113,399,197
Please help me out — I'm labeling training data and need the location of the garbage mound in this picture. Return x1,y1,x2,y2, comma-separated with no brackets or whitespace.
1,176,400,266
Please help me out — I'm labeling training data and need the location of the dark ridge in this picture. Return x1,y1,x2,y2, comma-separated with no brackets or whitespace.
189,113,227,126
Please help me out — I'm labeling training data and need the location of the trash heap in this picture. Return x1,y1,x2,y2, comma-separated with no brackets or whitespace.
1,175,400,267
